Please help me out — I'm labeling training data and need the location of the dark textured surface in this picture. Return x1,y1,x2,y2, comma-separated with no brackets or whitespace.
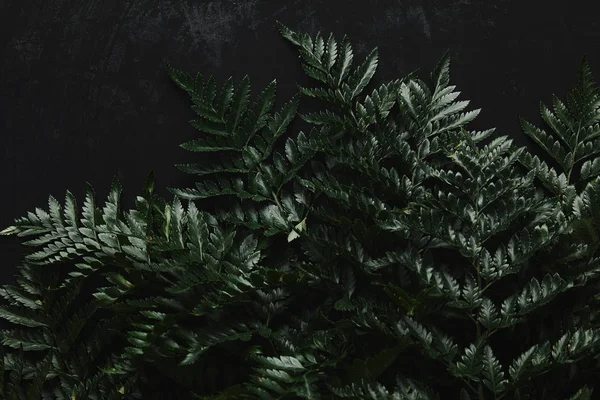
1,0,600,282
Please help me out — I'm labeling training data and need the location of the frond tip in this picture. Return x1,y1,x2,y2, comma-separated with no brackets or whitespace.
0,226,18,236
519,55,600,187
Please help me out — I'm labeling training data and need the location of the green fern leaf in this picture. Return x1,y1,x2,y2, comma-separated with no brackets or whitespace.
346,48,378,99
481,345,507,394
226,75,251,134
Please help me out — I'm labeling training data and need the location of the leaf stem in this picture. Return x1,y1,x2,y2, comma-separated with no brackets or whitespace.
272,191,283,209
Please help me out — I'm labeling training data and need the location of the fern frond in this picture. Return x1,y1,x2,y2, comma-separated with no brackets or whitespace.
520,56,600,188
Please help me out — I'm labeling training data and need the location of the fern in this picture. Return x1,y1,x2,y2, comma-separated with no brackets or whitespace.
1,22,600,400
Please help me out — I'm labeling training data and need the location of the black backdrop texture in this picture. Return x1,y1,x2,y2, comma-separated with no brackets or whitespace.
1,0,599,285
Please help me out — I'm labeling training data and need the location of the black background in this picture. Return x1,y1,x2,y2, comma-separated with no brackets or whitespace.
1,0,599,284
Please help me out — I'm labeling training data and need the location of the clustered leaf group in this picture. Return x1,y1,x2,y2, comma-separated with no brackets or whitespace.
1,22,600,399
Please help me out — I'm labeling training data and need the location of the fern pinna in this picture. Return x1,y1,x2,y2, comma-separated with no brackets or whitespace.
1,22,600,399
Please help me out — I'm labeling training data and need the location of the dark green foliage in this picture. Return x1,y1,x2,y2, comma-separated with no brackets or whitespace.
2,22,600,399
